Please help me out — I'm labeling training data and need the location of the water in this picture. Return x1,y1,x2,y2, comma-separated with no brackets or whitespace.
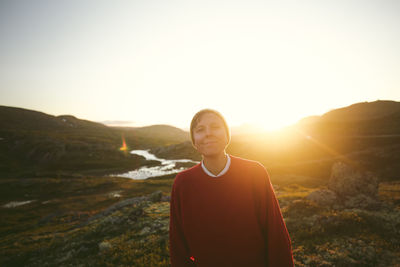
3,200,35,208
115,150,199,180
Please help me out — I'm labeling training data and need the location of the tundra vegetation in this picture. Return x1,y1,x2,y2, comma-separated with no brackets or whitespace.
1,171,399,266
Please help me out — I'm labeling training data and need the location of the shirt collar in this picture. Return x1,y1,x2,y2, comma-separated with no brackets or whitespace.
201,154,231,178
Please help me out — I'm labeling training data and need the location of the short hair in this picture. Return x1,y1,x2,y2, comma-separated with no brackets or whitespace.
190,109,231,146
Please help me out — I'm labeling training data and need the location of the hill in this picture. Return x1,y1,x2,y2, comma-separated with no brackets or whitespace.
0,106,189,178
236,100,400,181
321,100,400,122
115,124,189,149
0,106,111,132
297,100,400,136
2,101,399,181
150,100,400,182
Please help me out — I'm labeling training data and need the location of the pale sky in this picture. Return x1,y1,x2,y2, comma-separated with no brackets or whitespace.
1,0,399,130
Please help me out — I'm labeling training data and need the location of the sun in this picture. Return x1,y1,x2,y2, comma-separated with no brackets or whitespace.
257,118,293,132
246,112,300,132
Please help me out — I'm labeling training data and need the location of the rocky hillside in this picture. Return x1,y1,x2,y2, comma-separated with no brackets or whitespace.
285,162,400,266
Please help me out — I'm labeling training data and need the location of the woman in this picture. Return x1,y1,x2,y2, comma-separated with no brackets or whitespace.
169,109,293,267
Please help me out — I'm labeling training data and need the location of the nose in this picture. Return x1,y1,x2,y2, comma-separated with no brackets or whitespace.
205,126,213,136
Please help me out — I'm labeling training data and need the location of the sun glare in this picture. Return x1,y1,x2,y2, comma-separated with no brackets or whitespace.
257,119,292,132
249,113,301,132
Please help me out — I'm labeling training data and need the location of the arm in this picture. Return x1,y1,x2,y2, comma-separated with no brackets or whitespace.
256,166,294,267
169,178,193,267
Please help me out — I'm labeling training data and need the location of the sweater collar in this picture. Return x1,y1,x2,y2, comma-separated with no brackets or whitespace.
201,154,231,178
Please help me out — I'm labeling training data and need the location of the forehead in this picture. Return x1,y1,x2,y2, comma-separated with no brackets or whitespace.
195,113,223,127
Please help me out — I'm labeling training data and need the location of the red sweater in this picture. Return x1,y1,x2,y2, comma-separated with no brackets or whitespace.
169,155,293,267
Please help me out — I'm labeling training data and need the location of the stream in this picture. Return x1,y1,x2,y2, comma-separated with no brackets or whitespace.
115,150,199,179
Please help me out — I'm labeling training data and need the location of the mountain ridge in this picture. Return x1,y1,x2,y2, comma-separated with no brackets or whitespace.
1,100,400,180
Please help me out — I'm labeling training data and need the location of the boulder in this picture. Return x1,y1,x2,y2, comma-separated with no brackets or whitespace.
328,162,379,199
149,190,163,202
306,162,381,210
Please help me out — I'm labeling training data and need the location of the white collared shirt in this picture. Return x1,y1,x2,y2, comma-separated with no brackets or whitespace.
201,154,231,177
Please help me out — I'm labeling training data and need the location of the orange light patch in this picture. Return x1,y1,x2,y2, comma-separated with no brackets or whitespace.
120,135,128,151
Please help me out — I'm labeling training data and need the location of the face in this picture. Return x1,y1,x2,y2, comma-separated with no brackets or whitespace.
192,113,229,158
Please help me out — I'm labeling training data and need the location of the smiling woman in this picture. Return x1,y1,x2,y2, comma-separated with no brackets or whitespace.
169,109,294,266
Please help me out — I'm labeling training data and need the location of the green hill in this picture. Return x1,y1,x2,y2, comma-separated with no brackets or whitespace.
115,124,189,149
0,106,189,178
2,101,399,181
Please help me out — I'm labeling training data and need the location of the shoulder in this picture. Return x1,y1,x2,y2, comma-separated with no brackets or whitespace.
176,163,202,178
230,155,267,173
230,155,270,184
173,163,202,187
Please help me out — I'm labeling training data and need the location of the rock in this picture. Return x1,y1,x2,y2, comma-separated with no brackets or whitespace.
98,241,112,252
306,162,381,210
328,162,379,199
306,189,337,206
149,190,162,202
139,226,152,236
83,196,147,225
161,195,171,202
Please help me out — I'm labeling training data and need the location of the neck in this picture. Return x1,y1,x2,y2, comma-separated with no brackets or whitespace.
202,152,228,176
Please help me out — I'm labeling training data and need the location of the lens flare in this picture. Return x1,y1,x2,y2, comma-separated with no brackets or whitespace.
120,135,128,151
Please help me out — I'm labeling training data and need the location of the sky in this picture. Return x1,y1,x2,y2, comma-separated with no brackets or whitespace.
1,0,399,130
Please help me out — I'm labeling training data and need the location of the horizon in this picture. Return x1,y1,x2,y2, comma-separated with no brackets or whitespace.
1,0,399,131
3,98,399,133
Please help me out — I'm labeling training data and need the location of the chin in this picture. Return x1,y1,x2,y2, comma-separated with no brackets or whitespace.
201,150,225,158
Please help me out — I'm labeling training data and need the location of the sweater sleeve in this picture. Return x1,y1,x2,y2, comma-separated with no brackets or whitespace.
256,166,294,267
169,177,193,267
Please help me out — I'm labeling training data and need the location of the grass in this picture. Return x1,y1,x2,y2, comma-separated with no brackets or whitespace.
1,176,399,266
0,175,174,239
379,181,400,206
0,174,176,266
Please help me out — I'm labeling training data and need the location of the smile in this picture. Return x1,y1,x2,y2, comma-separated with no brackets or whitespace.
204,141,218,145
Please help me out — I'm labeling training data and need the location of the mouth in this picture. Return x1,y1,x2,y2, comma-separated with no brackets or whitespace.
203,141,218,145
